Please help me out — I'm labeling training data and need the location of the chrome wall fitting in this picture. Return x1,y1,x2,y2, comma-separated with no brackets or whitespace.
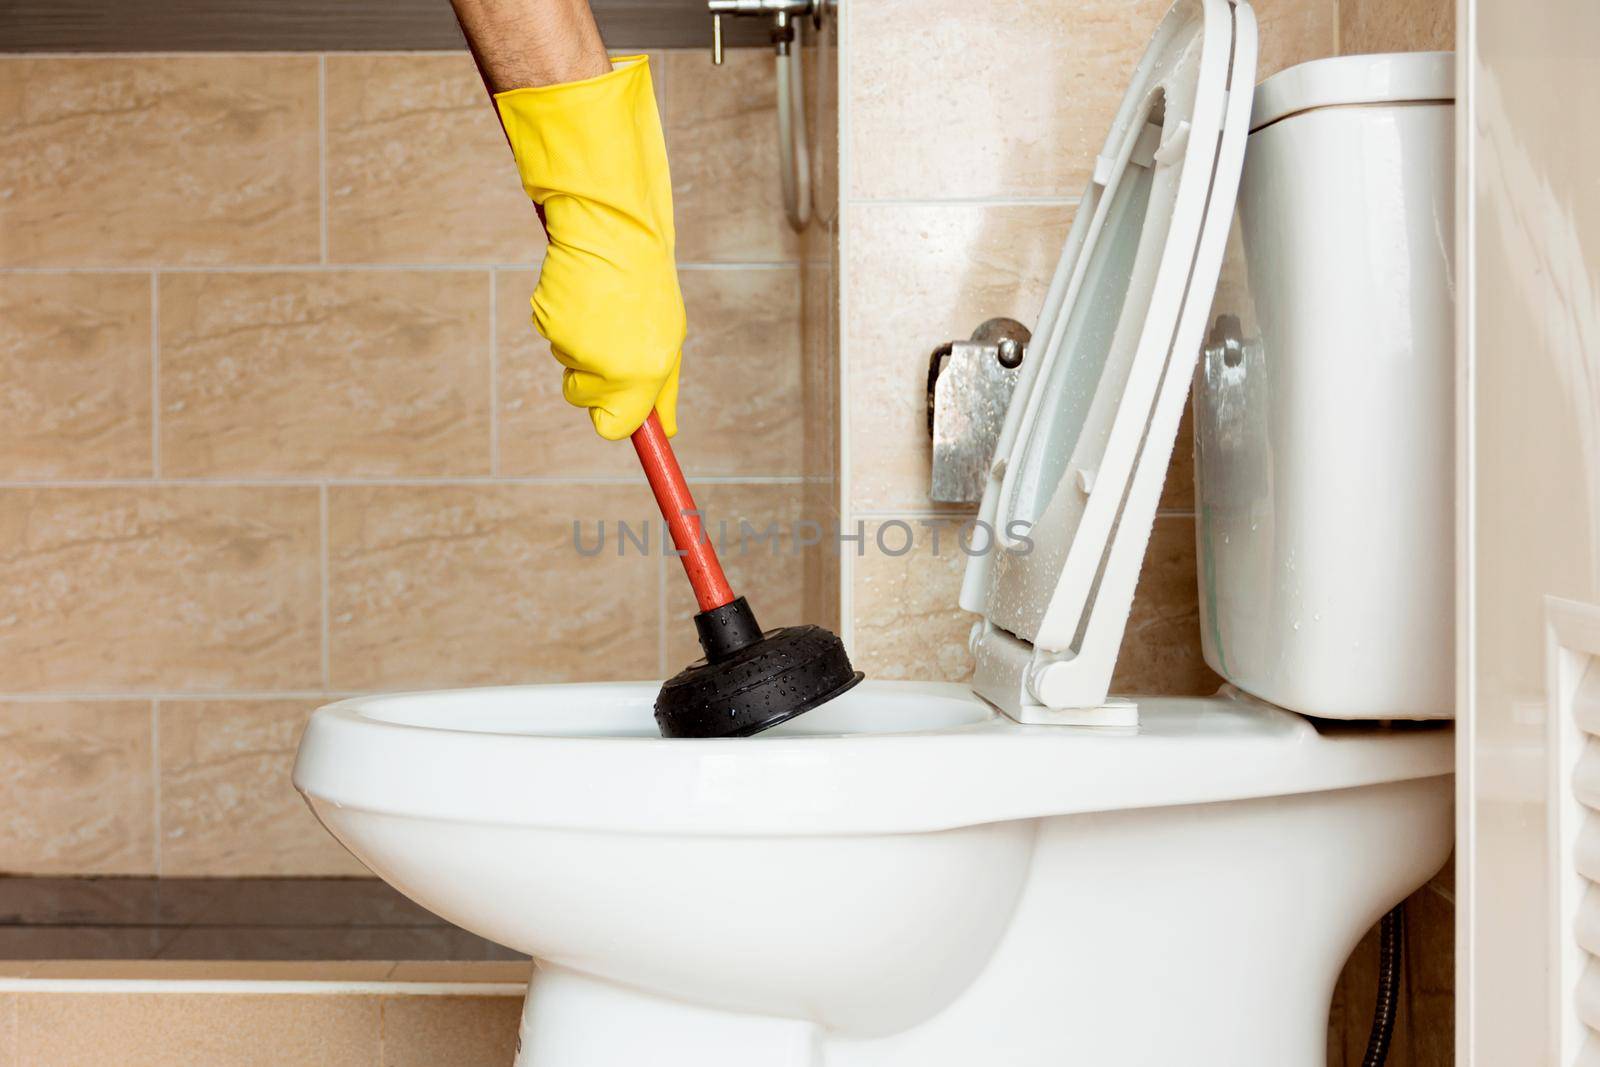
707,0,820,64
927,318,1031,504
707,0,826,231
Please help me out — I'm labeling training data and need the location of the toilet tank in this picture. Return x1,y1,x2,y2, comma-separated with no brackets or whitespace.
1193,53,1455,720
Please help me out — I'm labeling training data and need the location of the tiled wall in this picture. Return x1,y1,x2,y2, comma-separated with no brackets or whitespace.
0,48,834,876
1339,0,1454,53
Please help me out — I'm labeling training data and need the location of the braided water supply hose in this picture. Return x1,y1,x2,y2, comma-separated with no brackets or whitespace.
1361,904,1405,1067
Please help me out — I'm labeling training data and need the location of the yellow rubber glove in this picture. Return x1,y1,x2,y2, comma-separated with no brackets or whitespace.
495,56,685,439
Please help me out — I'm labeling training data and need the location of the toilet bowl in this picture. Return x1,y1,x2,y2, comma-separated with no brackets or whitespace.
295,3,1457,1064
297,682,1449,1066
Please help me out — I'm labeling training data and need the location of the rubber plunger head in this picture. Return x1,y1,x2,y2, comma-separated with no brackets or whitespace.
655,596,864,738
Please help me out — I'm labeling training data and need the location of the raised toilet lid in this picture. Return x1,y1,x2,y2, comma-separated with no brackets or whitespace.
961,0,1257,724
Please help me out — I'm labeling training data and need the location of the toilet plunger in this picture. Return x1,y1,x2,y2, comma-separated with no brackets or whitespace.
631,412,862,738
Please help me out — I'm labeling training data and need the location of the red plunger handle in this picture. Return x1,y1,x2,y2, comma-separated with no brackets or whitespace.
631,412,736,613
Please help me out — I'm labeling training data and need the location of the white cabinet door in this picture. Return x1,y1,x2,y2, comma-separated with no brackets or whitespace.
1461,1,1600,1062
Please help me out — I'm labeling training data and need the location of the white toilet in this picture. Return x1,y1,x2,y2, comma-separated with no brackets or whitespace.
294,3,1456,1064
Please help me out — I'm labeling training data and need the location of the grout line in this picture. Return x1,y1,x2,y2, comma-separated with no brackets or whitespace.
319,485,331,690
675,262,802,271
848,510,980,522
0,51,465,60
149,273,161,477
845,196,1083,208
0,685,655,701
318,54,329,264
844,507,1197,521
0,475,815,488
488,270,500,477
0,261,801,276
836,0,854,653
150,699,161,877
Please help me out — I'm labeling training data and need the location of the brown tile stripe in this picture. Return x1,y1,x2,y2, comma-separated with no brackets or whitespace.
5,990,521,1067
4,960,530,984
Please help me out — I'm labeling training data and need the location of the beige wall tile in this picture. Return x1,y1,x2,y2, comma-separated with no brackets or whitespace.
325,55,544,266
0,487,321,692
328,484,658,690
15,994,379,1066
1253,0,1340,77
1370,857,1452,1066
846,203,1073,511
1340,0,1453,55
852,514,1217,694
158,700,368,877
665,50,801,262
804,29,840,240
0,994,13,1067
1109,516,1221,696
1326,964,1349,1067
673,268,804,476
846,0,1334,202
664,483,810,666
0,701,153,875
1161,400,1197,513
379,995,521,1067
497,267,804,478
1405,879,1455,1065
0,274,152,479
0,57,318,267
801,259,838,482
159,270,491,479
801,480,842,631
847,0,1166,200
852,517,975,681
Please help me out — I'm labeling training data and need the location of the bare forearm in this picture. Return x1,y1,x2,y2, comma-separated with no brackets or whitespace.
450,0,610,93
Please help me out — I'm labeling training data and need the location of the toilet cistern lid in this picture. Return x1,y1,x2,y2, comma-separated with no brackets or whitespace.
960,0,1258,725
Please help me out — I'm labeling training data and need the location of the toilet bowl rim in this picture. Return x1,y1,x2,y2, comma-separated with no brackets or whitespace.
292,682,1454,837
